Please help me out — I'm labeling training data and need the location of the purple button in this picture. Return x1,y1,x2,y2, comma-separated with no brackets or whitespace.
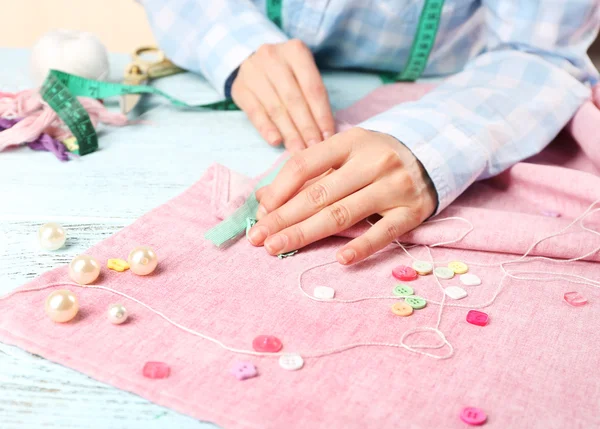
230,361,258,380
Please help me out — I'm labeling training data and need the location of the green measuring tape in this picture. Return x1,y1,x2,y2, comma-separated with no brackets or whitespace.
41,70,238,155
40,0,443,156
266,0,444,83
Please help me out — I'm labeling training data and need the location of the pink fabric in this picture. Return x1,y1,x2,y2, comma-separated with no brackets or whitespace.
0,83,599,429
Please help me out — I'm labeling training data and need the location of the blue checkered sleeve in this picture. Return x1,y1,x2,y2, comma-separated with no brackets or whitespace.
141,0,288,96
359,0,600,215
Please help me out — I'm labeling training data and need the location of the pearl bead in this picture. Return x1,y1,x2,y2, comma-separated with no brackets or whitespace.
107,303,128,325
38,222,66,251
128,246,158,276
45,289,79,323
69,254,101,285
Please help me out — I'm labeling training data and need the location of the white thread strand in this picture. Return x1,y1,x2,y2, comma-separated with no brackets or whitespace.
1,200,598,362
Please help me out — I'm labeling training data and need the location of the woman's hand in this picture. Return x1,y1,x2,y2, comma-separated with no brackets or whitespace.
247,128,438,264
231,40,335,151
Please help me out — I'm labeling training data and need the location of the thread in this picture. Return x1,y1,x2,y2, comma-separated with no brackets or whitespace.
1,201,598,361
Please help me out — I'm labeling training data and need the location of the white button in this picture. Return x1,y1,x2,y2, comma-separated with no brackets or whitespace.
412,261,433,275
313,286,335,300
434,267,455,279
460,273,481,286
279,354,304,371
444,286,468,300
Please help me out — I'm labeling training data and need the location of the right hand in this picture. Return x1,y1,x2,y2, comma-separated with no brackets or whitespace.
231,39,336,151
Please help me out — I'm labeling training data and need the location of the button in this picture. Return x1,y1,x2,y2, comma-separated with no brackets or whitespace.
444,286,468,300
313,286,335,300
392,265,418,281
393,284,414,296
107,258,130,272
460,407,487,426
142,362,170,379
460,273,481,286
279,354,304,371
412,261,433,275
434,267,454,279
405,296,427,309
391,301,414,316
466,310,489,326
448,261,468,274
230,361,258,380
252,335,283,353
564,291,587,307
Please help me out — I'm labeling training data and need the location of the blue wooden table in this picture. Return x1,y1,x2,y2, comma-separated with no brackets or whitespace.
0,48,382,429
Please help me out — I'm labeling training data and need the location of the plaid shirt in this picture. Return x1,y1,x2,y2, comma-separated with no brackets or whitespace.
142,0,599,214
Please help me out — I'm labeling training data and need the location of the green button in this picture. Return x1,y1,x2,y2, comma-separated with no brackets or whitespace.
393,285,414,297
405,296,427,309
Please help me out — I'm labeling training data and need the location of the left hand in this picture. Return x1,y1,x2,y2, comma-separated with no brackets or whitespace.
247,127,438,265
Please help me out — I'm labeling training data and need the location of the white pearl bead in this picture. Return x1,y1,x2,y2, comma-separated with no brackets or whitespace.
128,246,158,276
45,289,79,323
38,222,66,251
107,304,128,325
69,254,101,285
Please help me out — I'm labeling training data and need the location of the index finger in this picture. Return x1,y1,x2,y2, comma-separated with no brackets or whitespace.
257,135,351,217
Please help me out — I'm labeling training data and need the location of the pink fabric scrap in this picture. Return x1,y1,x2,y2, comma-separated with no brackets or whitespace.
0,83,599,429
0,89,128,152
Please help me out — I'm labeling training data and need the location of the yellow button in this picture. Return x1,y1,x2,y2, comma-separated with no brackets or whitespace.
391,301,414,317
448,261,468,274
107,258,130,272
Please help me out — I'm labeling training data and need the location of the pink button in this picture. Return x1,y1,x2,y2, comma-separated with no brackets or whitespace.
230,361,258,380
460,407,487,426
252,335,283,353
142,361,170,379
466,310,489,326
564,291,587,307
392,265,418,281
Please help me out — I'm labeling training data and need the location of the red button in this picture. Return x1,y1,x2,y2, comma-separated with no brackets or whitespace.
466,310,489,326
460,407,487,425
142,362,170,379
252,335,283,353
392,265,418,281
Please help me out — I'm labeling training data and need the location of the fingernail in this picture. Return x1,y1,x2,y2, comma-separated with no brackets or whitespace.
265,234,287,255
322,131,333,140
338,248,356,265
248,226,267,245
256,204,268,219
267,131,281,146
307,139,318,146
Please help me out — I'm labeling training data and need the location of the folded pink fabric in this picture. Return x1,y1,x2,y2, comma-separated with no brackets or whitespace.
0,83,599,429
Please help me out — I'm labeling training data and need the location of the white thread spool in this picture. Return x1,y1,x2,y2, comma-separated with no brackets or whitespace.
30,30,110,86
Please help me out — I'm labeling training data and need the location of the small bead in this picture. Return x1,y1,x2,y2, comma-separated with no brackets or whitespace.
107,304,128,325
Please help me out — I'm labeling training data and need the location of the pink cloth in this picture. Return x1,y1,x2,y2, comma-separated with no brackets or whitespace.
0,83,599,429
